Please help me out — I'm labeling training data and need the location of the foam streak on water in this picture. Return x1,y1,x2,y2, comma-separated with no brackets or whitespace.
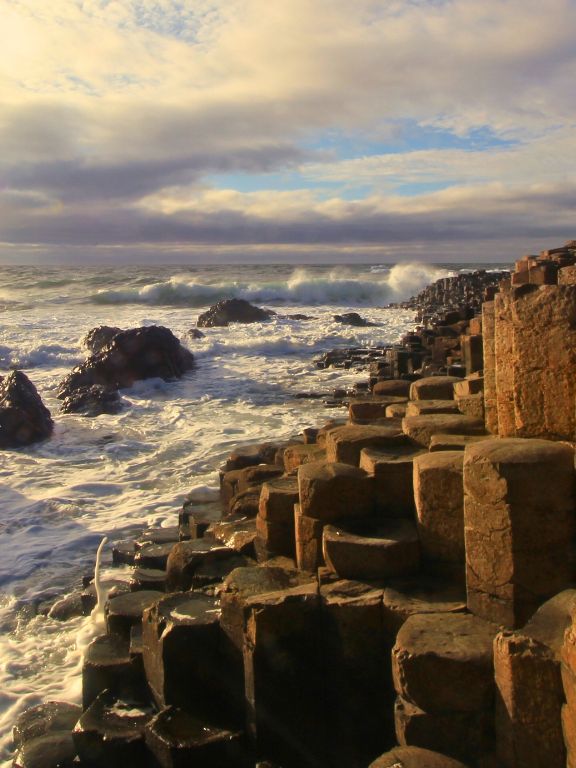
0,261,449,764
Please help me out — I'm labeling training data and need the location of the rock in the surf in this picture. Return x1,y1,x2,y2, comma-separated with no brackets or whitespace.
197,298,274,327
333,312,375,327
82,326,123,355
57,326,194,399
0,370,53,448
61,385,122,416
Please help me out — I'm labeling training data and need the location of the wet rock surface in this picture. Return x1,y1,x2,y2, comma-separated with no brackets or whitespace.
57,325,194,399
0,370,53,448
197,298,274,327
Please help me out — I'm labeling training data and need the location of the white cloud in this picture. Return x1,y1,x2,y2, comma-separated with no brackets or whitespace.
0,0,576,259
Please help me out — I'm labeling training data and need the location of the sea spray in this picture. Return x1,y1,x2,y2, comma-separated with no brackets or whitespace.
91,536,109,626
90,263,451,307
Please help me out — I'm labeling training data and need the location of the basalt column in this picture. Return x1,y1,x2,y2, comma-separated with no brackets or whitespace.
481,300,498,434
463,438,575,629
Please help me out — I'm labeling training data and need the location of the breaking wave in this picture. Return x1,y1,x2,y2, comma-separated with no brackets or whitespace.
91,263,451,308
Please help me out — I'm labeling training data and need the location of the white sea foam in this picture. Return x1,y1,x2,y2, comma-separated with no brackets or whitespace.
90,263,449,308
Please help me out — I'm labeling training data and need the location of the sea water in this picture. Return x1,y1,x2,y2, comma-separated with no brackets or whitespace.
0,260,488,763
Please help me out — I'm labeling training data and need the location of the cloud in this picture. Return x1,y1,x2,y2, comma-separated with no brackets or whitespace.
0,0,575,260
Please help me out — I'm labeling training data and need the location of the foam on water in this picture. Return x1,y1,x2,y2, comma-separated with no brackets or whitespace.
90,263,447,307
0,261,445,765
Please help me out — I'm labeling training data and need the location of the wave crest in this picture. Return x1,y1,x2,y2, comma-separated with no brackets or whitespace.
90,263,450,308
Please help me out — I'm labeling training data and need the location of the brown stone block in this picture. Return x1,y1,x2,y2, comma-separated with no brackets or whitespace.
406,400,460,417
453,377,484,397
391,613,497,714
359,447,424,518
409,376,462,401
382,578,466,642
402,414,485,448
428,434,491,452
243,584,327,767
282,444,325,472
220,565,315,651
321,581,390,766
372,379,412,397
297,461,374,522
255,516,295,558
349,396,408,423
509,285,576,440
456,393,485,421
494,631,566,767
481,301,498,435
395,696,494,764
324,424,410,465
294,506,324,571
494,288,515,436
464,438,575,628
559,266,576,285
413,451,464,579
386,402,407,418
258,477,298,524
322,518,419,581
461,334,483,375
469,317,482,335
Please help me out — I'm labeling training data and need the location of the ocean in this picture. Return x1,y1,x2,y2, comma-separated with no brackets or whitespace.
0,261,502,763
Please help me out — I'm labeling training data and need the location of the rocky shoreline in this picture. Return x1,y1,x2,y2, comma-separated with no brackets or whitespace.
10,242,576,768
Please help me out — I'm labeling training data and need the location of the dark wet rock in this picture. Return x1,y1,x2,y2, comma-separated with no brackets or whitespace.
142,592,243,722
60,384,122,416
73,690,153,768
186,327,205,339
112,539,137,566
82,634,147,709
197,299,274,328
134,542,176,570
81,580,131,615
145,706,247,768
166,539,236,591
13,732,77,768
57,325,194,399
105,590,164,638
82,326,123,355
13,702,82,751
286,313,314,320
333,312,375,327
0,371,53,448
130,568,167,592
47,591,84,621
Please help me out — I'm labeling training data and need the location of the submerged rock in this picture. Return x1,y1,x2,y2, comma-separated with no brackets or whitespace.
57,326,194,399
0,370,53,448
197,298,274,327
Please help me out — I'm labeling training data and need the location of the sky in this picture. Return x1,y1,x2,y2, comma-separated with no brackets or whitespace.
0,0,575,264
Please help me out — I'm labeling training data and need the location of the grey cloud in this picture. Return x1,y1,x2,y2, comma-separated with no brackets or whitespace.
1,184,574,252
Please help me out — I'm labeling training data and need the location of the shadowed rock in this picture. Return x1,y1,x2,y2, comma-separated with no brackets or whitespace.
60,385,122,416
57,326,194,399
82,326,123,355
197,299,274,327
0,370,53,448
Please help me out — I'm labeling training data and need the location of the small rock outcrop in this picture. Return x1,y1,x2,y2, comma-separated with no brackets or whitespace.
197,298,274,327
333,312,374,327
82,326,123,355
57,326,194,400
0,370,53,448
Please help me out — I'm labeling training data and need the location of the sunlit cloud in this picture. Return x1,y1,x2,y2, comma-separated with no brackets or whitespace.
0,0,575,261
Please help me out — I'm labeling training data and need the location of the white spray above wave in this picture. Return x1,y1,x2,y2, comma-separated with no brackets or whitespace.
91,263,451,308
